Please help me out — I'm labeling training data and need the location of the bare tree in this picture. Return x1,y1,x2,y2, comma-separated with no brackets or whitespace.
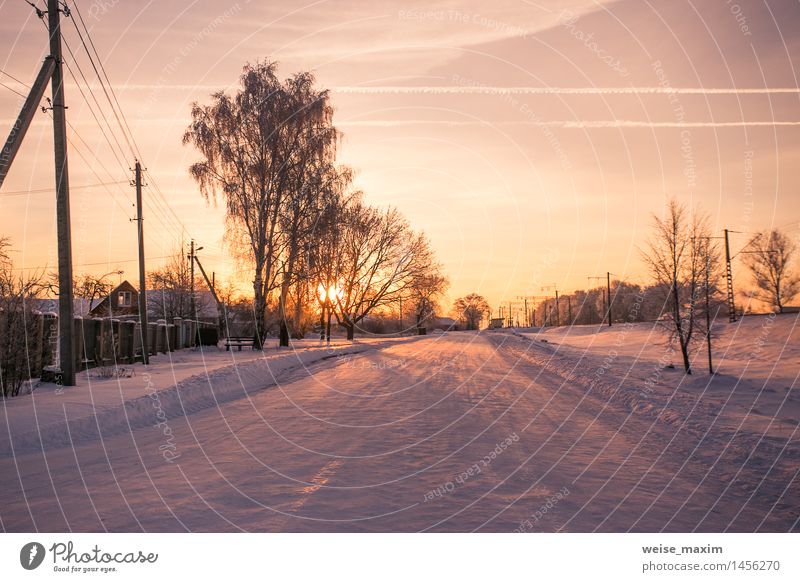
332,202,435,340
642,199,720,374
276,161,347,344
453,293,491,330
147,250,199,321
46,271,118,315
743,229,800,313
184,60,336,348
409,271,449,333
0,238,45,397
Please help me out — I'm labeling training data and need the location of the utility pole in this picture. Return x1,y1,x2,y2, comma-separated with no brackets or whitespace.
724,228,736,322
189,239,196,320
607,271,612,327
517,295,537,327
567,296,572,325
192,251,225,340
133,161,149,364
50,0,75,386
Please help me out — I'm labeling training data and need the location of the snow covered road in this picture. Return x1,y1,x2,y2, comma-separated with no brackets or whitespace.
0,329,797,532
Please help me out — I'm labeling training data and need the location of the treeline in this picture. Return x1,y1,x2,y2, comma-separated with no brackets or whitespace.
183,60,446,346
531,280,721,327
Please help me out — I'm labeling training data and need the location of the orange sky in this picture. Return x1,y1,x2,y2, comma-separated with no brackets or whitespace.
2,0,799,313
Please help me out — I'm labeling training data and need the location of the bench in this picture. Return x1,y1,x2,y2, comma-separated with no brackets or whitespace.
224,336,255,351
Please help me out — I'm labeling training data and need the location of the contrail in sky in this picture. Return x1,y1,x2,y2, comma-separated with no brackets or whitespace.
331,86,800,95
338,120,800,128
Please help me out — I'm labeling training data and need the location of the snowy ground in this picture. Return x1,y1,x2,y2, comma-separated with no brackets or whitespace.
0,316,797,532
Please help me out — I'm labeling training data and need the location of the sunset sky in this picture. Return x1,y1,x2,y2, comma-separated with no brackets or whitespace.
2,0,799,312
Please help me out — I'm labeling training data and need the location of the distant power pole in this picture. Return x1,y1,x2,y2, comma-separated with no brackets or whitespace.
133,161,149,364
607,271,612,327
50,0,75,386
724,228,736,322
567,296,572,325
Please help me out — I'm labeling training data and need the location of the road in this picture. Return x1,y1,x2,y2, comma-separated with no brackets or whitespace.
0,332,796,532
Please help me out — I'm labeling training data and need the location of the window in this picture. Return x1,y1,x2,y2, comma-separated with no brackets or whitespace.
118,291,132,307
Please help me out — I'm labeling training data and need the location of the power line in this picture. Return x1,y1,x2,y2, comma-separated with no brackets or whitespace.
0,66,30,86
34,3,189,245
9,254,175,271
14,0,217,275
66,1,135,157
0,179,127,196
68,1,193,240
0,80,28,98
60,34,131,175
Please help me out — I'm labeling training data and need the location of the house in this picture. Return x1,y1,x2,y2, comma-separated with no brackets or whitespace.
488,317,505,329
88,280,139,318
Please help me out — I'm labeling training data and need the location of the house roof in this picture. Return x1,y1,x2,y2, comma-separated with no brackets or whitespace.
88,280,139,317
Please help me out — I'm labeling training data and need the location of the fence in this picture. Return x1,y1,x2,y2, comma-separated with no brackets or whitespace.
19,313,218,379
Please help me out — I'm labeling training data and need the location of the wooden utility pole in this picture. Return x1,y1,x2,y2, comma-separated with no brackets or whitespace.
133,161,149,364
50,0,75,386
607,271,612,327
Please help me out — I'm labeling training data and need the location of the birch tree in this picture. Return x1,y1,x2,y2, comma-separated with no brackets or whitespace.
184,60,336,347
642,199,720,374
